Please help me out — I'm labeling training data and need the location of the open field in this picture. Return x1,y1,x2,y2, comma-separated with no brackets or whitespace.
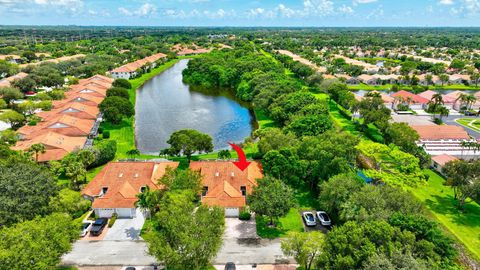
410,170,480,260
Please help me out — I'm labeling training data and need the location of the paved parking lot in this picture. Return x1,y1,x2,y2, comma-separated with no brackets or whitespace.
214,218,293,265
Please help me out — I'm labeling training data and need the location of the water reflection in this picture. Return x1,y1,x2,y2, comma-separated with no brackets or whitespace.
135,59,254,154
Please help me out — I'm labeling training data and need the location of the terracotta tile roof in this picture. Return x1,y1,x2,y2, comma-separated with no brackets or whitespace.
432,154,458,166
110,53,167,74
54,93,104,108
418,90,457,103
189,161,263,208
444,90,463,100
418,90,438,101
17,114,94,139
392,90,430,104
19,54,85,68
82,161,179,209
68,84,108,97
411,125,470,140
12,131,86,161
0,72,29,87
38,102,99,120
80,74,114,84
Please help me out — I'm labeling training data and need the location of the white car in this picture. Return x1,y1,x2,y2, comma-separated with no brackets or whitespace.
80,220,93,237
316,211,331,226
302,212,316,227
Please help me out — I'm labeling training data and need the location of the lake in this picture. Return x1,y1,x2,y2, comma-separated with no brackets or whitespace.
135,59,254,154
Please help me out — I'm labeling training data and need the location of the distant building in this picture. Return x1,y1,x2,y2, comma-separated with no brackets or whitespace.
110,53,167,80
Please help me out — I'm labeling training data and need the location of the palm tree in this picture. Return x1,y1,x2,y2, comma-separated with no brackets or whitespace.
438,106,449,121
460,140,470,158
466,94,477,111
126,148,141,160
428,93,444,119
456,93,470,112
28,143,46,162
439,74,449,86
472,72,480,87
426,74,433,86
135,186,152,217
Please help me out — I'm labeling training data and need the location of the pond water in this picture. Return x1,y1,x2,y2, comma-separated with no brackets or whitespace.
135,59,254,154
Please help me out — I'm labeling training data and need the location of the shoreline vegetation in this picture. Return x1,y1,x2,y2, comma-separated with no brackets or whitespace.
93,55,266,171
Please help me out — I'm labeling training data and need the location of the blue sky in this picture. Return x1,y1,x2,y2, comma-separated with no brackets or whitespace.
0,0,479,27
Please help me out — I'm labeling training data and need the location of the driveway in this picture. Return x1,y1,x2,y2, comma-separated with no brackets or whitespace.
104,209,145,241
214,218,293,265
62,209,154,266
62,240,157,266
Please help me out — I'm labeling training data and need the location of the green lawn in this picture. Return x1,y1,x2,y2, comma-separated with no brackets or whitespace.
409,170,480,260
254,109,277,129
256,186,317,239
456,118,480,133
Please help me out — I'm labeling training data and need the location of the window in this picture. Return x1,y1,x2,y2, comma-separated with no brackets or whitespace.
202,186,208,196
101,187,108,196
241,186,246,196
140,186,147,193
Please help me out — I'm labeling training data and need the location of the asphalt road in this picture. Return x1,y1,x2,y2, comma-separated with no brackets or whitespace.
62,240,157,266
443,115,480,138
214,218,293,265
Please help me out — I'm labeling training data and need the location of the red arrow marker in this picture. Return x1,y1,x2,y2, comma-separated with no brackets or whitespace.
228,142,251,171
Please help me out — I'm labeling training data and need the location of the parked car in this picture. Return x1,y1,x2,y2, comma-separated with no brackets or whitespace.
302,212,316,227
225,262,236,270
90,218,108,236
80,220,93,237
125,267,136,270
316,211,332,226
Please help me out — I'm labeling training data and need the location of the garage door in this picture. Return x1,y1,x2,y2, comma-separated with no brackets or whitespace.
97,208,115,218
116,208,134,218
225,208,239,217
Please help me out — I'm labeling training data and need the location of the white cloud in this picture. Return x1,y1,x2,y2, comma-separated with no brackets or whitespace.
449,0,480,15
303,0,334,16
353,0,377,6
366,5,384,19
203,8,235,19
338,4,354,14
439,0,454,5
119,3,157,17
277,4,296,18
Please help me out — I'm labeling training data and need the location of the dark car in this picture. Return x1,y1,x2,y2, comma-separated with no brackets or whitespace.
89,218,108,236
225,262,236,270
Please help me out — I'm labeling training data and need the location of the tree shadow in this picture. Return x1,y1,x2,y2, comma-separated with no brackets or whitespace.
124,227,142,240
425,195,480,229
